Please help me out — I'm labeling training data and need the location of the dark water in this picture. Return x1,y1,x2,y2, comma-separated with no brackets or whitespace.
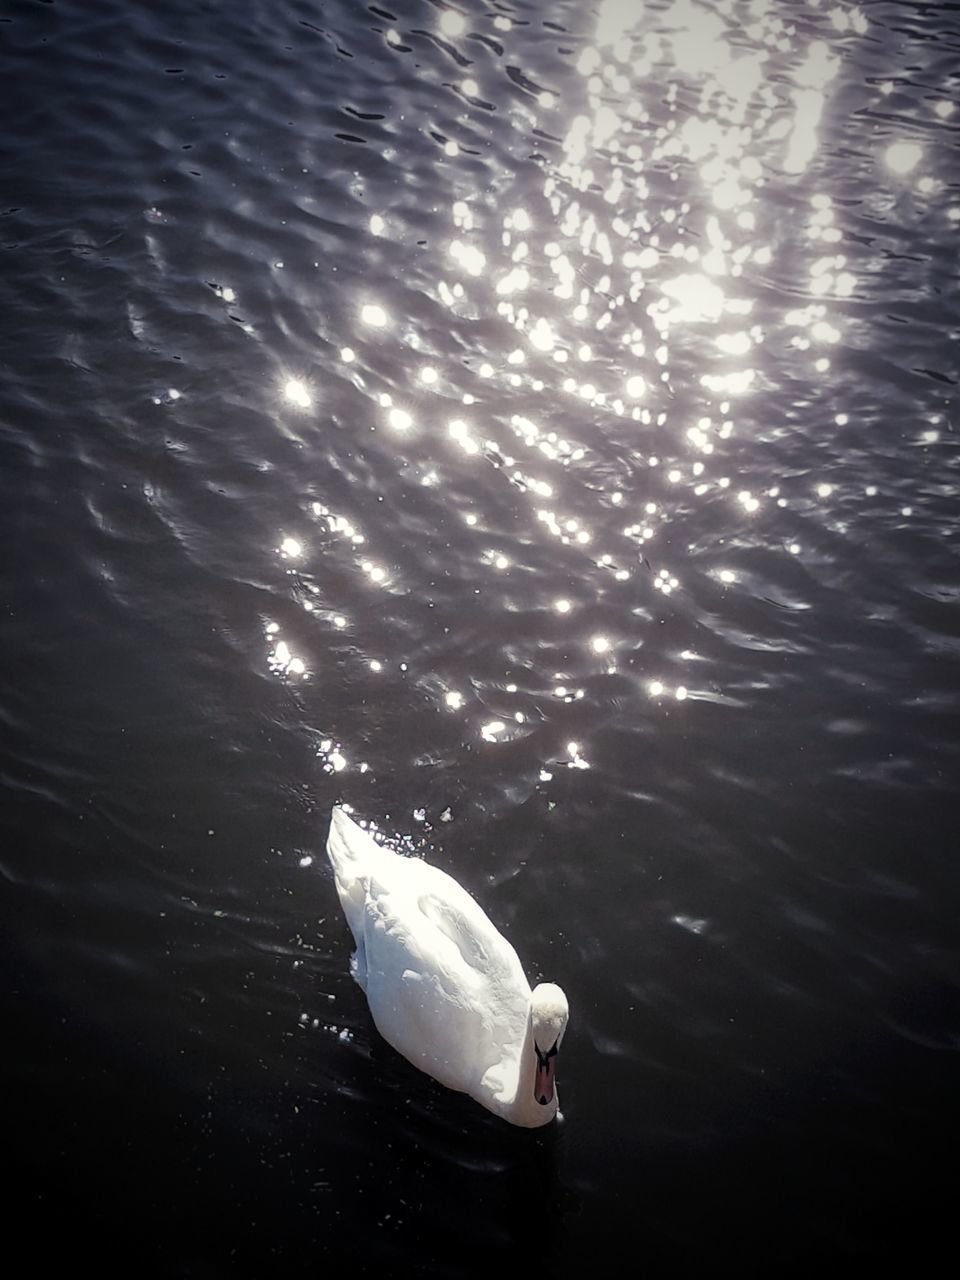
2,0,958,1271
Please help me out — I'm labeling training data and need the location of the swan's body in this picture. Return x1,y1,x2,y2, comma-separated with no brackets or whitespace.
325,806,568,1128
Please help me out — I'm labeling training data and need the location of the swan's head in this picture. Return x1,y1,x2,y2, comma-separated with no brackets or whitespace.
530,983,569,1107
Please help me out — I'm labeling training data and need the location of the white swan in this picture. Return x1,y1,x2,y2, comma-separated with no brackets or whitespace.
325,806,569,1128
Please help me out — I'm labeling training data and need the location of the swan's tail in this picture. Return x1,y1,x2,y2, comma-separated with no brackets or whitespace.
326,806,389,947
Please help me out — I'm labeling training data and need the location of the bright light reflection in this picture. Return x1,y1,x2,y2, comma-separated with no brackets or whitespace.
440,11,466,38
269,637,308,679
284,379,312,409
361,560,388,584
315,3,895,726
318,739,346,773
361,303,388,327
885,142,922,174
450,239,486,275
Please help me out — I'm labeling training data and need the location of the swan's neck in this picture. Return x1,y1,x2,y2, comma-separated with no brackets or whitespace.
500,1003,558,1129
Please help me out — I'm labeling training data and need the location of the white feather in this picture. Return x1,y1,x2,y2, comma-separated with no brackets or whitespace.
325,807,569,1127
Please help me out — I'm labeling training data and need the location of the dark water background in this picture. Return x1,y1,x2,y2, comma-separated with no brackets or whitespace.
2,0,958,1272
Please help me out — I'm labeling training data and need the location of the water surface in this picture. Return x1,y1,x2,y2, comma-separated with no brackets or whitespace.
2,0,958,1272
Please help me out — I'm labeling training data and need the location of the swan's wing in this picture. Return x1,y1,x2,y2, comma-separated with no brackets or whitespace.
327,808,529,993
359,873,529,1097
405,858,532,997
327,808,532,1099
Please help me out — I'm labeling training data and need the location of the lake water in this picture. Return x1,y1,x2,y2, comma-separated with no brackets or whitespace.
2,0,958,1272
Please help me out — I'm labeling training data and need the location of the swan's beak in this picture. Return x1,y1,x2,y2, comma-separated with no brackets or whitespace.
534,1043,558,1105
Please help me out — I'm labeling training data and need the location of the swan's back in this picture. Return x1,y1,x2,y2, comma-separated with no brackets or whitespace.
325,807,532,1100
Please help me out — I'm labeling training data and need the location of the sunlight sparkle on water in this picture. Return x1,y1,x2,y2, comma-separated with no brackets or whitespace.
263,3,913,755
269,637,308,679
885,142,922,175
449,418,481,455
361,560,388,584
284,380,312,409
361,303,389,327
440,11,467,38
317,739,347,773
528,318,557,351
450,239,486,276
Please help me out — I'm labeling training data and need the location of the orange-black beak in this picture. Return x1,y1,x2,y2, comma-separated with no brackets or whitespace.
534,1039,559,1105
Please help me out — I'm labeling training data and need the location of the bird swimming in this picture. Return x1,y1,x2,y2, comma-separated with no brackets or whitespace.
325,806,569,1127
